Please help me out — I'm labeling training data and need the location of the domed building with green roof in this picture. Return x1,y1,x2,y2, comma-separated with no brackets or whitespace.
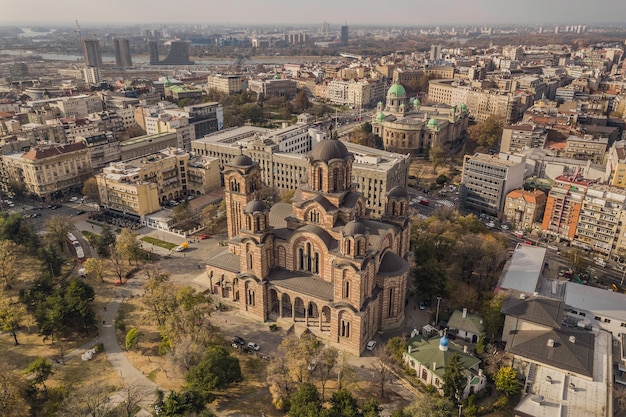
371,86,470,155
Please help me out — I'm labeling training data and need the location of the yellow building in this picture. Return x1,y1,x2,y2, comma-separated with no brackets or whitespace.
97,148,221,218
1,142,91,201
96,167,161,218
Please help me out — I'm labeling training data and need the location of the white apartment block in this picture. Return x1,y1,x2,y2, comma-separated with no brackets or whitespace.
461,153,525,216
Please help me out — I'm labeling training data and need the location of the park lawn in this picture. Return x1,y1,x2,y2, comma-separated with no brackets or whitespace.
140,236,177,250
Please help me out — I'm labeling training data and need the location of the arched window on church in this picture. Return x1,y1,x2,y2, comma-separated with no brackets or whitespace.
298,247,304,270
255,216,260,231
317,168,323,190
388,288,394,317
341,320,350,338
248,253,253,270
333,168,340,191
356,239,362,256
344,280,350,299
247,289,255,306
346,239,352,255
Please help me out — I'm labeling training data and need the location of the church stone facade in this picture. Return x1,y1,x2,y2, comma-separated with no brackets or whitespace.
205,139,411,354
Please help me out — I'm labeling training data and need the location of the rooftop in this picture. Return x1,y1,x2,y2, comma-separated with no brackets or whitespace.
499,244,546,293
565,282,626,323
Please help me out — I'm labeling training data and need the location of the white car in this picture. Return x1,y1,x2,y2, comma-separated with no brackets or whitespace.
69,196,78,202
366,340,377,351
486,222,495,228
247,342,260,351
500,224,510,230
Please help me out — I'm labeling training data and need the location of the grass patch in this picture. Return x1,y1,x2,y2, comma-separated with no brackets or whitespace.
81,230,100,245
140,236,177,250
147,369,158,382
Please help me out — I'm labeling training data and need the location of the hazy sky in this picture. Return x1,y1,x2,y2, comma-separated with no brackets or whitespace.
2,0,626,26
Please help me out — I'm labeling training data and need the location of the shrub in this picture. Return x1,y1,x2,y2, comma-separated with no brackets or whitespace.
125,328,140,351
92,342,104,353
436,174,448,185
269,324,279,332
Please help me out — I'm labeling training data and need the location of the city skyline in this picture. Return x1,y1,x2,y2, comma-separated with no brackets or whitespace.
2,0,626,27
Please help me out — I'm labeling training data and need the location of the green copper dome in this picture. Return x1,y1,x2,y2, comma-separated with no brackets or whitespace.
274,73,280,79
387,82,406,97
459,103,468,111
375,111,386,122
413,97,421,106
427,117,439,128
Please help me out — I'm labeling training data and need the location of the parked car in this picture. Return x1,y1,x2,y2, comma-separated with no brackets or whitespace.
232,336,246,346
366,340,377,351
199,234,210,240
594,257,607,268
247,342,260,351
512,231,524,239
500,224,510,230
175,242,189,252
69,196,78,202
486,222,495,228
419,300,426,310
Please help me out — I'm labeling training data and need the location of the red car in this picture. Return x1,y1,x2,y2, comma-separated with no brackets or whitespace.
199,234,211,240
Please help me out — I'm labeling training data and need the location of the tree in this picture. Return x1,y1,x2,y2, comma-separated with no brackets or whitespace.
323,389,361,417
115,228,141,266
371,346,392,400
403,395,455,417
281,189,296,203
57,382,114,417
25,358,52,391
83,258,105,283
293,91,311,113
125,328,140,351
565,248,590,277
0,240,18,290
386,336,408,364
201,204,218,232
154,389,213,417
109,246,126,284
0,366,28,416
44,215,72,253
0,292,26,345
288,382,322,417
185,345,242,397
442,353,466,403
480,293,505,340
81,177,100,203
494,366,521,397
316,347,339,400
467,115,503,148
430,145,445,173
95,224,115,258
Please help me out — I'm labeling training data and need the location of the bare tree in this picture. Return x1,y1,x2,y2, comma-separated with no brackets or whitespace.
316,346,338,400
0,240,18,290
57,382,114,417
0,366,28,416
371,346,393,400
115,383,146,417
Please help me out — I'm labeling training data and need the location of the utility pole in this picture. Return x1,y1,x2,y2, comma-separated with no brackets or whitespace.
436,296,442,327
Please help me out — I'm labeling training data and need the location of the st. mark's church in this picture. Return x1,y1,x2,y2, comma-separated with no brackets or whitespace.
206,138,410,354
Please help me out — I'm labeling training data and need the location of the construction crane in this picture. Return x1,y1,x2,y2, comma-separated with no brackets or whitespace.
74,19,81,37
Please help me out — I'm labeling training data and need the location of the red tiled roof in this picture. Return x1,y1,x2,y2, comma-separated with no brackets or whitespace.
22,142,87,161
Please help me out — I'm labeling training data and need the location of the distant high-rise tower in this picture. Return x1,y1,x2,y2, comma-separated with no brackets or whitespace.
148,40,160,64
113,38,133,68
9,63,29,80
82,39,103,68
159,41,194,65
340,25,348,46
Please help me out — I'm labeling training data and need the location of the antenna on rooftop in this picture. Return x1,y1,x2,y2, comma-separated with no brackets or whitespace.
75,19,81,37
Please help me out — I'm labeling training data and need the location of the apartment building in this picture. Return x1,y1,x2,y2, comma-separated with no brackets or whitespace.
98,148,220,217
573,185,626,254
606,141,626,188
503,189,547,229
500,123,548,153
564,135,608,165
145,113,195,151
164,102,223,140
77,132,121,170
120,132,178,161
206,74,247,95
1,142,91,201
248,78,297,99
28,95,105,118
428,79,521,124
541,175,595,242
460,153,525,216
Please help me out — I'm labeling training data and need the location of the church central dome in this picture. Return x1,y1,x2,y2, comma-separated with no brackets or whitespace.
311,139,350,162
387,82,406,97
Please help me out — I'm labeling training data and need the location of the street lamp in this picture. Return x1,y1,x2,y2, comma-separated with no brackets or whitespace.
458,404,463,417
435,296,442,328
